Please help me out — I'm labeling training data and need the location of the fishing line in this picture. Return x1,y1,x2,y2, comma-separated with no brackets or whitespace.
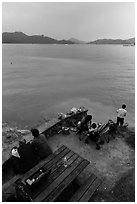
109,92,117,108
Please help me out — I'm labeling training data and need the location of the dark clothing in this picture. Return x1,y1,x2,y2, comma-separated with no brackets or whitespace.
89,130,100,142
85,130,103,150
108,123,117,134
77,115,92,135
82,115,92,127
85,115,92,124
11,156,21,174
18,143,38,173
32,134,52,161
78,124,89,134
117,117,124,126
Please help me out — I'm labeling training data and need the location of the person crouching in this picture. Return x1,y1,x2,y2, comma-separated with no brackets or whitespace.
85,123,104,150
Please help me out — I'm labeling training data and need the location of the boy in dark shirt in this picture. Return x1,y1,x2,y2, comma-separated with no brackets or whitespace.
31,129,53,161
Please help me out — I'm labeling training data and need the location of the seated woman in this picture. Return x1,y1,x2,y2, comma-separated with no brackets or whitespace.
11,138,38,174
85,122,104,150
18,139,38,173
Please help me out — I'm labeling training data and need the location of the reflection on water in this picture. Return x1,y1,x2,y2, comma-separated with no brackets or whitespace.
2,44,135,128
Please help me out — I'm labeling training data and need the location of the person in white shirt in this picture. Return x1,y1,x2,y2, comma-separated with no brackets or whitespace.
117,104,127,126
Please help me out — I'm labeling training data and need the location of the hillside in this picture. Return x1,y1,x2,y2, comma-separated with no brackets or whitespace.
69,38,87,44
2,32,135,45
88,38,135,45
2,32,74,44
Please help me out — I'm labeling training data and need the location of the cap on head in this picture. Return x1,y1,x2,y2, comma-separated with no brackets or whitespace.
31,128,39,138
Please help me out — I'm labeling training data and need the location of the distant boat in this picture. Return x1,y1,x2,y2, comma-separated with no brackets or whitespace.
123,44,130,46
123,44,135,47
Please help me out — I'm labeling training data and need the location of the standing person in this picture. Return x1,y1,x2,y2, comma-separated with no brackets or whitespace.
116,104,127,126
31,129,53,161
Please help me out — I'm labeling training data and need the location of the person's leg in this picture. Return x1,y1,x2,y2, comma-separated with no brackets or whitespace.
85,133,93,144
109,124,116,139
96,140,101,150
120,118,124,126
117,117,120,126
93,132,101,149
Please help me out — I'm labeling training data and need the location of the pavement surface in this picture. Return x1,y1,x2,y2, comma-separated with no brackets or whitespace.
48,127,135,202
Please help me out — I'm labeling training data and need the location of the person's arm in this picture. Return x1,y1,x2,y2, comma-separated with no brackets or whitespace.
31,140,38,151
123,112,126,117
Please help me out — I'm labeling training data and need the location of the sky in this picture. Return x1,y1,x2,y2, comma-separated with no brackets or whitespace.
2,2,135,42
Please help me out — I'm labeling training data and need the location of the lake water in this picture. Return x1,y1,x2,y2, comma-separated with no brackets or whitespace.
2,44,135,128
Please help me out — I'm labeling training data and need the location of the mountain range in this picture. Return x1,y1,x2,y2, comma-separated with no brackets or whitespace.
2,32,135,45
88,38,135,45
2,32,74,44
68,38,86,44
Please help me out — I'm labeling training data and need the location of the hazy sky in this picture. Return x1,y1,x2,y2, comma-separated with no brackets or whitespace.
2,2,135,41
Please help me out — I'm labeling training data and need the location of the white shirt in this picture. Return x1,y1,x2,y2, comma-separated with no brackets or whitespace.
117,108,127,118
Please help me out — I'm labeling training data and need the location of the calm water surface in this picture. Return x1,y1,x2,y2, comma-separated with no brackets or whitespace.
2,44,135,128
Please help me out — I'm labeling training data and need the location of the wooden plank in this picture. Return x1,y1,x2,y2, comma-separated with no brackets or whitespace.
2,174,21,192
34,156,84,202
69,174,97,202
2,145,66,192
79,178,102,202
44,160,89,202
22,146,69,182
31,152,78,199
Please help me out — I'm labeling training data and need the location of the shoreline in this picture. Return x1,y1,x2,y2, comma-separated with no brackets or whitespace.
2,109,87,164
2,114,135,202
2,119,135,164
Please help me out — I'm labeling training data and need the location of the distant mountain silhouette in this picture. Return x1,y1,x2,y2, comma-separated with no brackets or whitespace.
88,38,135,45
2,32,74,44
69,38,87,44
2,32,135,45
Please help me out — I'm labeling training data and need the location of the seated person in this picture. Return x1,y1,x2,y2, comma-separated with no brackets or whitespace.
84,115,92,127
85,122,104,150
76,115,92,135
31,129,53,161
18,138,38,173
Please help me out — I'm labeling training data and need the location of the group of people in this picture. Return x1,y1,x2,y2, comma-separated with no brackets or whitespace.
11,129,52,174
76,114,104,150
11,104,127,172
76,104,127,150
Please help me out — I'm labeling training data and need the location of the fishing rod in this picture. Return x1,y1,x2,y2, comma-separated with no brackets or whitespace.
109,92,117,108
